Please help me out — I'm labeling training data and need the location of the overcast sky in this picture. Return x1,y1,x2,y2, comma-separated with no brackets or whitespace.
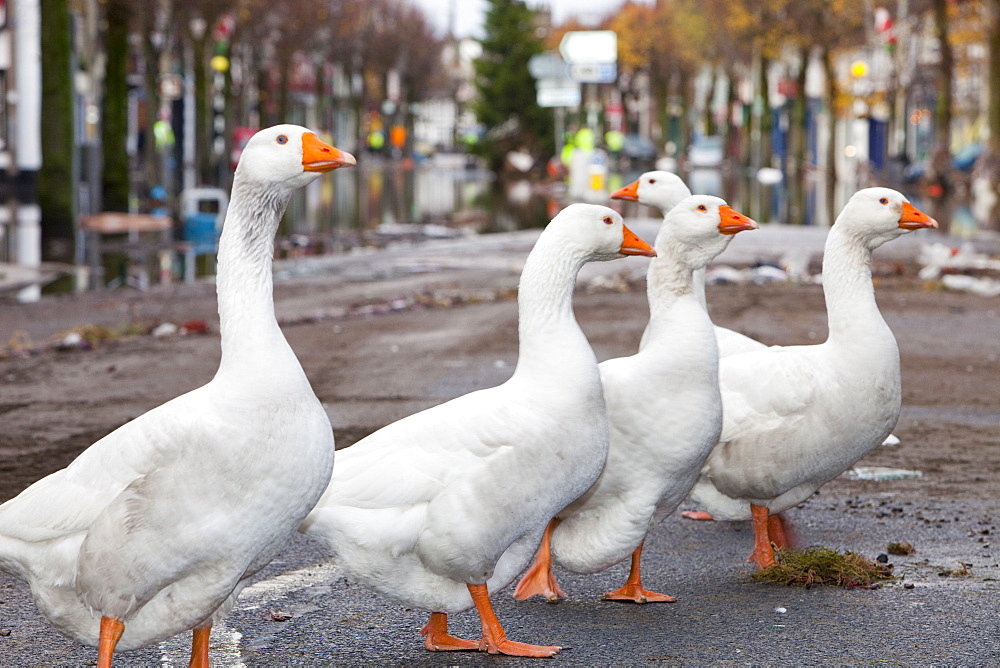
409,0,654,39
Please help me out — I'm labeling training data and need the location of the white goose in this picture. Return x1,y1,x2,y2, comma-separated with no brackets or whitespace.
687,188,936,568
611,171,764,356
513,196,757,603
615,173,899,532
0,125,352,666
299,204,655,657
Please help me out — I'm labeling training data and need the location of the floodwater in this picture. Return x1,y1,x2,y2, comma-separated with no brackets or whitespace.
282,155,988,254
52,153,990,295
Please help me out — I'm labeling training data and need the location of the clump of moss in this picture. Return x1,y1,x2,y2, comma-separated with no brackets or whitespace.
751,547,895,589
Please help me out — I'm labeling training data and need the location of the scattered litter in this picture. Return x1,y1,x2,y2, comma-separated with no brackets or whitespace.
56,331,86,350
918,242,1000,280
880,434,901,447
705,265,745,285
887,541,916,556
152,322,178,338
938,562,973,578
585,272,633,293
846,466,923,481
876,553,889,563
774,606,787,614
941,274,1000,298
265,608,293,622
903,582,915,589
705,263,795,286
179,319,209,335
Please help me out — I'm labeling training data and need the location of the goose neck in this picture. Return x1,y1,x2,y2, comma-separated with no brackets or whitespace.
646,250,695,317
821,224,886,341
215,179,291,363
514,238,591,372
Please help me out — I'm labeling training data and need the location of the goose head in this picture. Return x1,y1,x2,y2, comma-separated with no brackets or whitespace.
610,171,692,214
234,124,356,191
656,195,757,268
835,187,937,250
548,203,656,262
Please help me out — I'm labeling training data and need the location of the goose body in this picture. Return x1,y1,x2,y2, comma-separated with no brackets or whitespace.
514,196,757,602
686,188,936,566
300,204,655,656
0,125,352,663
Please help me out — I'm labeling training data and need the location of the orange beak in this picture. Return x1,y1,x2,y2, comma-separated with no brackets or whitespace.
302,132,357,172
717,205,758,235
610,180,640,202
620,224,656,257
898,201,938,230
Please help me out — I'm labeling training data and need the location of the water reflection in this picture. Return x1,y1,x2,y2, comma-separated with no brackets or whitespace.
275,156,984,258
285,157,556,253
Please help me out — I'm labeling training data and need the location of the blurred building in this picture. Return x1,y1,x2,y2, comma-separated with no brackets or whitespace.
0,0,43,302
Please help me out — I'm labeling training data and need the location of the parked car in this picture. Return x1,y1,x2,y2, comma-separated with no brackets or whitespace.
621,134,657,163
953,143,984,172
687,135,724,168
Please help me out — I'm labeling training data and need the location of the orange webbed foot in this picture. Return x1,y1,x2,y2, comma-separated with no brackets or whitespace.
513,559,566,602
513,518,566,602
681,510,715,521
480,637,562,657
420,612,479,652
602,583,676,604
469,583,562,657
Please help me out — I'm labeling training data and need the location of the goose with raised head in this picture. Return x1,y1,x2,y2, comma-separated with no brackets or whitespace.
687,188,937,568
513,196,758,603
0,125,353,666
613,173,899,535
300,204,655,657
611,170,764,356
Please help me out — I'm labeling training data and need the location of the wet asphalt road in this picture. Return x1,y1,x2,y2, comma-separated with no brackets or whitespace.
2,494,997,666
1,219,998,666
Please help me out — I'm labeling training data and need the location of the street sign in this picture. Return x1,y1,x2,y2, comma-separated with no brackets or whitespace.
537,87,581,108
570,62,617,84
528,51,569,80
535,77,580,108
558,31,617,65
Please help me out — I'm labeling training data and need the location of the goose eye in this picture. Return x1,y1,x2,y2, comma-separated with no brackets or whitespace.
648,178,656,184
603,216,614,225
697,204,707,212
879,197,888,205
276,135,288,145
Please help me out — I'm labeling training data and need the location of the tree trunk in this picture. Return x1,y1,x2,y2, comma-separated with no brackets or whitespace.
973,0,1000,230
788,47,810,225
929,0,954,194
191,33,212,185
37,0,75,250
102,0,131,213
141,32,163,194
821,47,838,226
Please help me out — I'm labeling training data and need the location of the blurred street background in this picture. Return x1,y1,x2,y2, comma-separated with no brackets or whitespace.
0,0,998,301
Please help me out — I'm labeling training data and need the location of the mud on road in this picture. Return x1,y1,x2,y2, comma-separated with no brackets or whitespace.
0,238,998,664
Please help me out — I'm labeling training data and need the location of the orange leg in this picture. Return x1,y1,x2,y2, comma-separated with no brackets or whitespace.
767,512,790,551
512,518,566,602
602,541,676,603
468,583,560,657
189,625,211,668
681,510,715,521
97,616,125,668
748,504,776,569
420,611,479,651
